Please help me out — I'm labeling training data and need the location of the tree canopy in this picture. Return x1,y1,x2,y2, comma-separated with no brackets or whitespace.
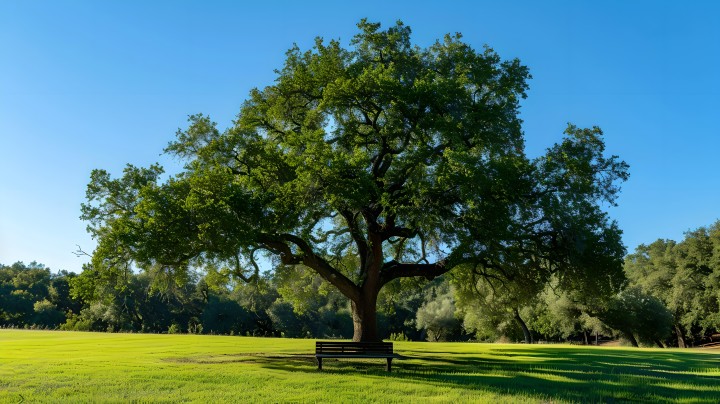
82,20,629,341
625,221,720,347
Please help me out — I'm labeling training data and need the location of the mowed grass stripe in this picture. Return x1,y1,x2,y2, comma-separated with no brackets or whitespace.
1,330,719,403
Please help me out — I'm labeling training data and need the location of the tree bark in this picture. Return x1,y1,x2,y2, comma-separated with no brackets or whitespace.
675,324,687,348
626,332,639,347
583,330,589,345
349,231,385,342
513,308,532,344
351,293,379,342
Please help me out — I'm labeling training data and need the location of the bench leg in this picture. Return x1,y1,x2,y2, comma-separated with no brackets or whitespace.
387,358,392,372
318,357,323,371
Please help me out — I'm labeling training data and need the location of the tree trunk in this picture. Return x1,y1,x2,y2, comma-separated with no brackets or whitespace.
626,332,639,347
350,235,384,342
654,339,665,348
351,292,379,342
583,330,589,345
674,324,686,348
513,308,532,344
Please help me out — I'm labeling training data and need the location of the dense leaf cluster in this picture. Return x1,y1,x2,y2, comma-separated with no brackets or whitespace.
624,221,720,347
0,260,429,339
0,262,79,328
453,220,720,347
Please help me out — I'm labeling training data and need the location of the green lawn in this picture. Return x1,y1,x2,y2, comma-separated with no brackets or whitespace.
1,330,719,403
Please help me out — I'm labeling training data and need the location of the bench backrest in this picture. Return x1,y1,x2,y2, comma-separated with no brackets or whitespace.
316,341,393,354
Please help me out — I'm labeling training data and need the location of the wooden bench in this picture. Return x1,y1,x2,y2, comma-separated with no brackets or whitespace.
315,341,399,371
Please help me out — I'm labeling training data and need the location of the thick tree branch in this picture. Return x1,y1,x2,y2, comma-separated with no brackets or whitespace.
381,225,417,241
257,236,295,260
278,233,361,301
308,227,351,244
339,209,369,269
232,252,259,283
379,260,451,286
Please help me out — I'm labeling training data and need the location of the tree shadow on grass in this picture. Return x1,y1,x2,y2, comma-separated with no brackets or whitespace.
397,346,720,402
242,346,720,403
167,346,720,402
400,347,719,373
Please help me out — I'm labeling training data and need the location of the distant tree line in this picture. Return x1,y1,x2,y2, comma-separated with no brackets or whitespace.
2,220,719,346
623,220,720,347
0,260,434,340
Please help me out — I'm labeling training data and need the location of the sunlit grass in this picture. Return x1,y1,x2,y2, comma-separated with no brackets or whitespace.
1,330,719,402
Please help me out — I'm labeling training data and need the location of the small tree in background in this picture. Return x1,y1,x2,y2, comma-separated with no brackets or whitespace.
601,286,673,347
415,283,462,341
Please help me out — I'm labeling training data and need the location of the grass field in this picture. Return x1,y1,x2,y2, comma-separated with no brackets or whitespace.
1,330,719,403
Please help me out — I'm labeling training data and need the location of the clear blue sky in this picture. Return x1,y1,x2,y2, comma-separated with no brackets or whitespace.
1,1,718,272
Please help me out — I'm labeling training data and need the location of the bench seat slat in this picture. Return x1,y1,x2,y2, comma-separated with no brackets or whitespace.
315,341,398,371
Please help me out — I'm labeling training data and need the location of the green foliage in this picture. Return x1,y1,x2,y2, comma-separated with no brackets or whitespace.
201,296,253,335
265,269,354,339
32,299,65,328
526,291,579,339
450,124,629,343
274,265,331,315
600,286,674,347
230,274,279,336
454,276,522,342
0,261,78,328
267,300,306,338
415,287,461,342
525,288,607,343
625,221,720,346
60,302,112,332
60,310,98,332
376,277,429,340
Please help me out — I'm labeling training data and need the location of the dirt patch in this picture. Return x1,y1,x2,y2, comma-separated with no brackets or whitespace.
597,340,622,347
166,353,316,364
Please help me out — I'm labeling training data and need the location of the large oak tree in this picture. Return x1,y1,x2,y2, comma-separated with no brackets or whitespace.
82,20,628,341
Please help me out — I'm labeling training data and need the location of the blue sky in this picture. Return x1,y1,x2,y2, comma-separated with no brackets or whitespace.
1,1,718,272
